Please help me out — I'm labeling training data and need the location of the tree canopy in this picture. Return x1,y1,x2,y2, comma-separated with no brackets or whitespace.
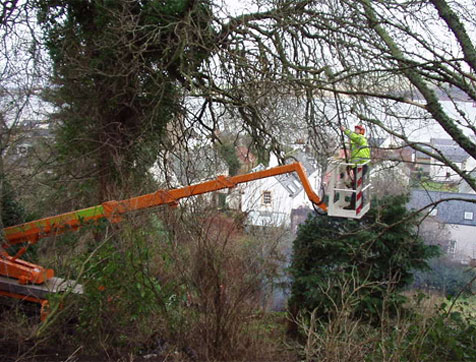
15,0,475,205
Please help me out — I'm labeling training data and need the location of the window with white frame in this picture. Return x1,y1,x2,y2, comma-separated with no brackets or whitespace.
464,211,473,220
262,191,272,205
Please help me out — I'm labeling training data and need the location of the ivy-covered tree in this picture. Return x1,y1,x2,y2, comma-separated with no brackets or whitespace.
1,176,25,227
35,0,215,204
288,194,440,322
216,141,241,176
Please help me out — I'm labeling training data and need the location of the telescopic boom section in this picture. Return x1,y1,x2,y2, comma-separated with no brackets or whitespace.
4,162,326,247
1,162,326,284
101,161,327,221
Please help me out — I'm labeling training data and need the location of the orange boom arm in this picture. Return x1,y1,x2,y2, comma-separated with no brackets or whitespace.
1,162,326,285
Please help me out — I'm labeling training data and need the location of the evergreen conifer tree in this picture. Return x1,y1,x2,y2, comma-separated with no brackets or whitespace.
289,194,440,321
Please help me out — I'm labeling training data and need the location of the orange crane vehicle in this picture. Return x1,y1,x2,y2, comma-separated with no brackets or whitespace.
0,161,370,319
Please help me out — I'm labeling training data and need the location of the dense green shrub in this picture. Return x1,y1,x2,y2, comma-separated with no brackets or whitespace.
288,194,440,323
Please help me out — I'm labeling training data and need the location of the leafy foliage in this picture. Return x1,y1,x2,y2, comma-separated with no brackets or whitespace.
410,308,476,361
373,295,476,361
72,218,174,353
288,194,440,321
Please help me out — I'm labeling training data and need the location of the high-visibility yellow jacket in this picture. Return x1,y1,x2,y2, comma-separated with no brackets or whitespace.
344,129,371,164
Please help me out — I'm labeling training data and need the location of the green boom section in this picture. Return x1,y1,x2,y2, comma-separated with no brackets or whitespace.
4,205,106,244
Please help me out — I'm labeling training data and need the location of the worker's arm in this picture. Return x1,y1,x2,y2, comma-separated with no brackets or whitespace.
341,127,365,145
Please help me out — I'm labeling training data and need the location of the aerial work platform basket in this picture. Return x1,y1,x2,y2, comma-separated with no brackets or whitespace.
324,160,371,219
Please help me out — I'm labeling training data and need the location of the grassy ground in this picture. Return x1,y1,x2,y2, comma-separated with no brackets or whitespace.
404,291,476,318
448,294,476,322
2,290,475,361
420,180,458,192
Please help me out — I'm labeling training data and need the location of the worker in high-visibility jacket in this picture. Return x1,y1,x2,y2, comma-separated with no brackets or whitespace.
340,125,371,210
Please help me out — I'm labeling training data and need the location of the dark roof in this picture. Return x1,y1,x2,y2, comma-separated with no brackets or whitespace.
405,85,473,102
414,145,432,159
431,138,455,146
413,139,471,163
408,189,476,226
430,138,470,163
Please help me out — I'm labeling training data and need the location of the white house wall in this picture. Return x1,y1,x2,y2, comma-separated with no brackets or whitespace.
240,177,291,227
430,162,464,182
240,169,321,228
447,224,476,264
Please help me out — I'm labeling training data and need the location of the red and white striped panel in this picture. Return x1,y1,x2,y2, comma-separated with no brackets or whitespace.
355,166,364,215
